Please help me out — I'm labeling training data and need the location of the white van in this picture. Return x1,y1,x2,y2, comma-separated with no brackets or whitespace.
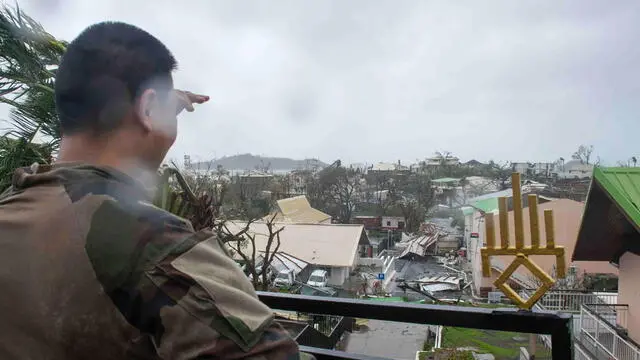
306,269,328,287
273,269,296,287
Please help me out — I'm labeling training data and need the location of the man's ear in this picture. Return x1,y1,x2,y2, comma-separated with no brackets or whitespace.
135,88,157,133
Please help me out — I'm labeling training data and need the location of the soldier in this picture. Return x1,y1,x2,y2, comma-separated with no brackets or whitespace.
0,22,312,359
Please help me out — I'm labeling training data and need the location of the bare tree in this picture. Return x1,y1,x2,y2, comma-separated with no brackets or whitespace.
526,266,585,291
367,171,396,216
154,165,286,290
391,173,436,233
254,159,272,173
485,160,512,190
307,161,360,223
433,150,454,177
216,214,284,291
330,168,360,224
620,156,639,167
572,145,594,165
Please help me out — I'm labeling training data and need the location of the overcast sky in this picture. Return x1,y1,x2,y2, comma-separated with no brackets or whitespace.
10,0,640,165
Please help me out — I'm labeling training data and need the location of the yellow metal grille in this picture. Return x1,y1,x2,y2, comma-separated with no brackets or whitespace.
480,172,565,309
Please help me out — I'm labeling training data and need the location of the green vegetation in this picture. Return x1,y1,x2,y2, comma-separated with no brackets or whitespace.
417,349,474,360
0,5,67,189
441,327,551,360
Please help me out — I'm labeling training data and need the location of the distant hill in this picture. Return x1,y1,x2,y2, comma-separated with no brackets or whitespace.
192,154,327,171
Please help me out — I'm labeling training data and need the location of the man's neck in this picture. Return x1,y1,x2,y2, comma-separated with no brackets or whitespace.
58,135,121,167
57,135,155,184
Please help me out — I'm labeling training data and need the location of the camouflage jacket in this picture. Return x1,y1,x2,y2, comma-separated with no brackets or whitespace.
0,163,313,360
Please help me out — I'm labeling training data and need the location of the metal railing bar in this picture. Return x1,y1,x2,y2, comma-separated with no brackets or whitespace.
300,346,389,360
259,292,572,335
579,306,640,359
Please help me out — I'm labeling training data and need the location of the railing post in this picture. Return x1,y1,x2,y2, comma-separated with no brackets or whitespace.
595,311,600,349
550,316,573,360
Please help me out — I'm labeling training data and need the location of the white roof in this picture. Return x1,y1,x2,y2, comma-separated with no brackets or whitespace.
371,162,398,171
224,222,366,267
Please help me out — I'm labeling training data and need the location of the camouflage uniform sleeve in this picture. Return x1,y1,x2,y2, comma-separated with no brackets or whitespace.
85,199,314,360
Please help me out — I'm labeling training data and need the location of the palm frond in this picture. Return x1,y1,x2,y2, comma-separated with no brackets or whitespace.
0,4,65,102
0,135,54,189
0,5,65,189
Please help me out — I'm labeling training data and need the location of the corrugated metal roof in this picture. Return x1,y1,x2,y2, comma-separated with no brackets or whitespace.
468,189,513,203
594,167,640,229
472,197,500,213
257,252,309,275
574,167,640,262
396,233,438,258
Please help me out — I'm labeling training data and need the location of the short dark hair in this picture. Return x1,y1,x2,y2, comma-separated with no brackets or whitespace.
55,21,177,134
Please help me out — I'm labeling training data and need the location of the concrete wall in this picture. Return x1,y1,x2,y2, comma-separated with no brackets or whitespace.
468,209,495,294
619,252,640,343
328,266,350,286
463,213,473,261
381,216,404,230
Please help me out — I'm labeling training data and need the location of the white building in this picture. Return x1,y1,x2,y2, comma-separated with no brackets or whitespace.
224,222,370,287
381,216,405,230
552,160,594,179
511,162,557,178
423,156,460,167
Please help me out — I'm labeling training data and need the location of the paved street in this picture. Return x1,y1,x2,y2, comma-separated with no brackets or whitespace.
345,319,430,360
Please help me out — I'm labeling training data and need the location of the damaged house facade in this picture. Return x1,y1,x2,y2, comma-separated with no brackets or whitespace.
395,220,462,260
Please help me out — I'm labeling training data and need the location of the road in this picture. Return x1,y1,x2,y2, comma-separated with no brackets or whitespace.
344,319,431,360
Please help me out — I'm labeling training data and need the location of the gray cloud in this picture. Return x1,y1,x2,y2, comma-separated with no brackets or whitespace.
10,0,640,164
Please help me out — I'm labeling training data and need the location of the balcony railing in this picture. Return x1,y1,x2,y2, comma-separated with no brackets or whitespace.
577,304,640,360
258,292,573,360
522,289,618,313
575,342,595,360
585,304,629,333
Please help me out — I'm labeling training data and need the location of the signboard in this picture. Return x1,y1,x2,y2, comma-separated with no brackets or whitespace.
488,292,502,303
470,232,479,238
377,273,385,280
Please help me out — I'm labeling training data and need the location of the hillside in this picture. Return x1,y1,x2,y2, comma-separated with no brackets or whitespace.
192,154,327,171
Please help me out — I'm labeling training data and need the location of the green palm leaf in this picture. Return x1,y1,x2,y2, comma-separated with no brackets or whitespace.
0,5,65,189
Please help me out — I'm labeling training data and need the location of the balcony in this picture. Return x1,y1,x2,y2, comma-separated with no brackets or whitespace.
576,303,640,360
258,292,573,359
530,290,618,313
520,290,623,358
